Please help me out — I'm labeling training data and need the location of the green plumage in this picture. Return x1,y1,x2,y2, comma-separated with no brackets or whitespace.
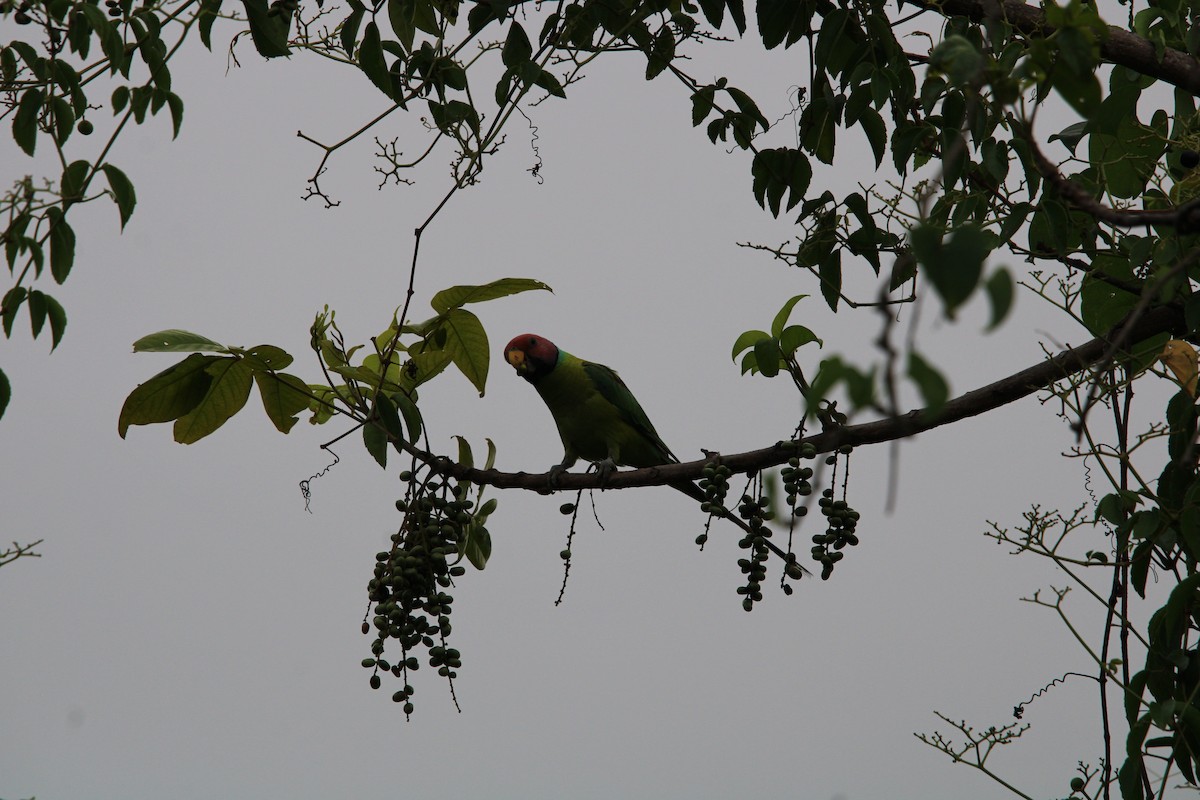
534,350,676,469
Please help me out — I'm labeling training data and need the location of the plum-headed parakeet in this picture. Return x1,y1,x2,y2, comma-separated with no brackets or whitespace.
504,333,811,576
504,333,681,481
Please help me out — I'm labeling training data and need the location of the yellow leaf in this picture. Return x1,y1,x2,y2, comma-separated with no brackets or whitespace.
1160,339,1198,397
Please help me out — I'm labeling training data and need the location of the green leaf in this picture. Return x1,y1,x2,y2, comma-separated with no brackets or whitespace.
1080,255,1138,336
164,91,184,138
463,512,493,569
240,344,293,370
27,289,47,339
818,251,842,311
983,268,1014,331
441,308,489,395
375,392,404,445
358,21,394,99
199,0,223,49
753,337,782,377
928,35,983,85
908,351,949,411
751,148,811,216
534,67,566,98
133,329,227,352
691,85,715,126
696,0,724,29
0,367,9,420
912,223,990,317
501,21,532,67
1049,120,1088,154
364,419,388,467
173,357,255,443
242,0,292,57
46,208,76,284
386,0,415,52
50,96,75,146
44,293,66,349
13,88,44,156
454,434,474,469
779,324,822,354
119,353,217,438
2,287,27,337
391,390,423,440
756,0,809,49
731,329,769,360
254,371,310,433
645,24,675,80
100,164,136,229
340,3,364,56
430,277,551,313
112,85,130,113
771,294,807,338
801,87,837,165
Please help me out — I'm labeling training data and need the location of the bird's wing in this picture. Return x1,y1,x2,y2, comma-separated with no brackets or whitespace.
582,359,677,464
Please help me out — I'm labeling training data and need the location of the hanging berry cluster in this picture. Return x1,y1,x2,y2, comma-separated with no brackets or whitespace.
362,470,495,716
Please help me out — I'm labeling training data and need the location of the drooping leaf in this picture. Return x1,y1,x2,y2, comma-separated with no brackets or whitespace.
242,0,292,57
100,164,136,228
46,208,75,284
375,392,405,446
172,357,255,443
364,419,388,467
391,390,423,440
357,21,394,99
254,371,311,433
731,329,769,360
118,353,217,438
983,268,1014,331
0,367,9,420
199,0,223,49
13,88,44,156
43,293,66,349
440,308,489,395
818,251,842,311
912,223,991,317
779,325,822,354
27,290,46,339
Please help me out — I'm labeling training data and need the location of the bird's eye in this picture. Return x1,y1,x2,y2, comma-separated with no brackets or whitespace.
530,338,538,346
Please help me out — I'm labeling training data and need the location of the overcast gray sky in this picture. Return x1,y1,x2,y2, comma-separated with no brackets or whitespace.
1,14,1168,799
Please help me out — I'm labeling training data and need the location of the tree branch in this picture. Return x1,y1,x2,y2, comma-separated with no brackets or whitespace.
912,0,1200,97
1021,125,1200,233
402,305,1186,492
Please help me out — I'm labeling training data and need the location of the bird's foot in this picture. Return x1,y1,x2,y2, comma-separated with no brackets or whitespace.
594,458,616,488
547,463,569,490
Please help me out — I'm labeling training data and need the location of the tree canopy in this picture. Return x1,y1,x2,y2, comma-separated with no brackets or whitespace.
5,0,1200,796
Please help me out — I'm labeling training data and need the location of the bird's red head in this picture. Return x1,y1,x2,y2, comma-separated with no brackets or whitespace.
505,334,560,382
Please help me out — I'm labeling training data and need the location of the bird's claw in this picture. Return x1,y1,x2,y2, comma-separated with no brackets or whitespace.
594,458,616,488
547,463,568,490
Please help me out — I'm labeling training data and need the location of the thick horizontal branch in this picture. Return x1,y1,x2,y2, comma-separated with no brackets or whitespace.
914,0,1200,96
411,305,1186,493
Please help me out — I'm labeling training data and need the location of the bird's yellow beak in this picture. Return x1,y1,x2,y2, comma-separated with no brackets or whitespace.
506,348,528,373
